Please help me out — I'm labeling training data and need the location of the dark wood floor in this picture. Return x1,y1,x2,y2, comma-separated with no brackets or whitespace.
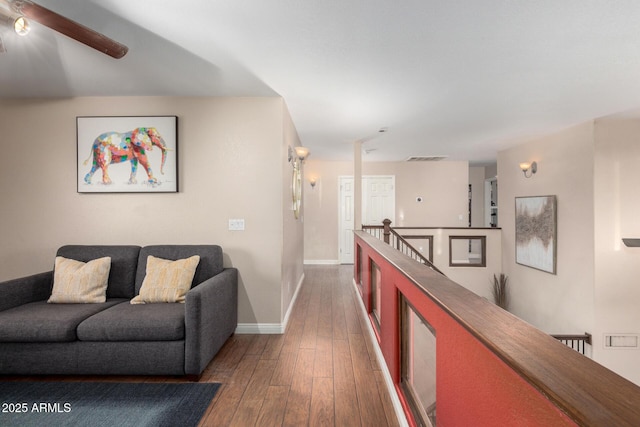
2,265,400,426
197,265,400,426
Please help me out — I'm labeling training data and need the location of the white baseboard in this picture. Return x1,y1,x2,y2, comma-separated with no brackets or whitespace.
235,323,284,334
351,278,409,427
235,273,305,335
281,272,305,332
303,259,340,265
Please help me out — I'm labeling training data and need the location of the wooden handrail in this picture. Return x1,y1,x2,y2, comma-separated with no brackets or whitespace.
355,230,640,426
392,226,502,230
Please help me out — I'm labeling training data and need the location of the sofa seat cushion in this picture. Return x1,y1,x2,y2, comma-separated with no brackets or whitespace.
77,302,185,342
0,299,127,343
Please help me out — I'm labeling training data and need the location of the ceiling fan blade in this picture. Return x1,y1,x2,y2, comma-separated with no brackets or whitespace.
16,1,128,59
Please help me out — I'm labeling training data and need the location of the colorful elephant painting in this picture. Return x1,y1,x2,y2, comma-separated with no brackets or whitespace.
83,127,170,185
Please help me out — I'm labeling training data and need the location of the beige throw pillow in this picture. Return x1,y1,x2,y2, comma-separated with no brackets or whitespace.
48,256,111,303
130,255,200,304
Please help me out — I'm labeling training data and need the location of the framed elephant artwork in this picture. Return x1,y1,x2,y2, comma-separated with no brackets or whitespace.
77,116,178,193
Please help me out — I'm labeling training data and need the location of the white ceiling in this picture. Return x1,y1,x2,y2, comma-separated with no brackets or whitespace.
3,1,640,164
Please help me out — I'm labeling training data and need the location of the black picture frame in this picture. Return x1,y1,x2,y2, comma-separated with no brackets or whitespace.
515,195,557,274
77,116,178,193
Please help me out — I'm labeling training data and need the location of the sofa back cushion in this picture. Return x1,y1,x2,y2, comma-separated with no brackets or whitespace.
135,245,224,294
56,246,141,299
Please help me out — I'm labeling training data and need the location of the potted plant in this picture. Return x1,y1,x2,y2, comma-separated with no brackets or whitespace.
491,273,509,310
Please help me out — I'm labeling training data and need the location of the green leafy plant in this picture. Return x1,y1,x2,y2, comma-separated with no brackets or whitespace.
491,273,509,310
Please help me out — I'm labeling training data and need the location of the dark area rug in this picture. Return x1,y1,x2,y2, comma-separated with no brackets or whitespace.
0,381,221,427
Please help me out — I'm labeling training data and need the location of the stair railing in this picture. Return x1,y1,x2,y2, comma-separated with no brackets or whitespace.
551,333,592,355
363,219,445,276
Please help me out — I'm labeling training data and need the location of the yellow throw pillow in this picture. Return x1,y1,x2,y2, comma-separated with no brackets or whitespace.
130,255,200,304
48,256,111,303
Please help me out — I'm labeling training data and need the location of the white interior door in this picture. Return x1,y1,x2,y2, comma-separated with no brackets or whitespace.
339,176,355,264
362,176,396,225
339,175,395,264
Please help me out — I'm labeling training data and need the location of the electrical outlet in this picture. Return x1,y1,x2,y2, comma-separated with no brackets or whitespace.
228,219,245,231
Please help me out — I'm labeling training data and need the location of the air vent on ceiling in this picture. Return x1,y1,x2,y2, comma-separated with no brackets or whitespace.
405,156,448,162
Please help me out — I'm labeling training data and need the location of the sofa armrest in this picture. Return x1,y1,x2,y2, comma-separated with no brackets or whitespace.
0,271,53,312
184,268,238,375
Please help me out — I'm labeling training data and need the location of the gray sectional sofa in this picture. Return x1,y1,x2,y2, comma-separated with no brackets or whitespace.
0,244,237,377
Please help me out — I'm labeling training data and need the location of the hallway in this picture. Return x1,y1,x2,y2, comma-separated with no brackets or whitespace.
198,265,400,426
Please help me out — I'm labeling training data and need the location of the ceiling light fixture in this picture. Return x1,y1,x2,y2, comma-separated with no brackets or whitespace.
0,0,128,58
13,15,29,35
0,0,29,36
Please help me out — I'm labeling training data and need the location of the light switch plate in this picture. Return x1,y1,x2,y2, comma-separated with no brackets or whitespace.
228,219,245,231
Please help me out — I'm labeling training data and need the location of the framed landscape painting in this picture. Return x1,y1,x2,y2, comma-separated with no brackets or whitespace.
77,116,178,193
515,195,557,274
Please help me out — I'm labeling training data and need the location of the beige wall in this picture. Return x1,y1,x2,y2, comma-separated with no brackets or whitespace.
593,112,640,384
484,164,498,180
0,96,303,327
469,166,486,228
303,160,353,262
498,122,595,338
363,161,469,227
281,104,304,321
499,116,640,385
303,160,469,263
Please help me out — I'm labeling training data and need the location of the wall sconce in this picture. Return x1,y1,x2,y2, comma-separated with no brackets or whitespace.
519,161,537,178
309,177,317,189
295,146,310,162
